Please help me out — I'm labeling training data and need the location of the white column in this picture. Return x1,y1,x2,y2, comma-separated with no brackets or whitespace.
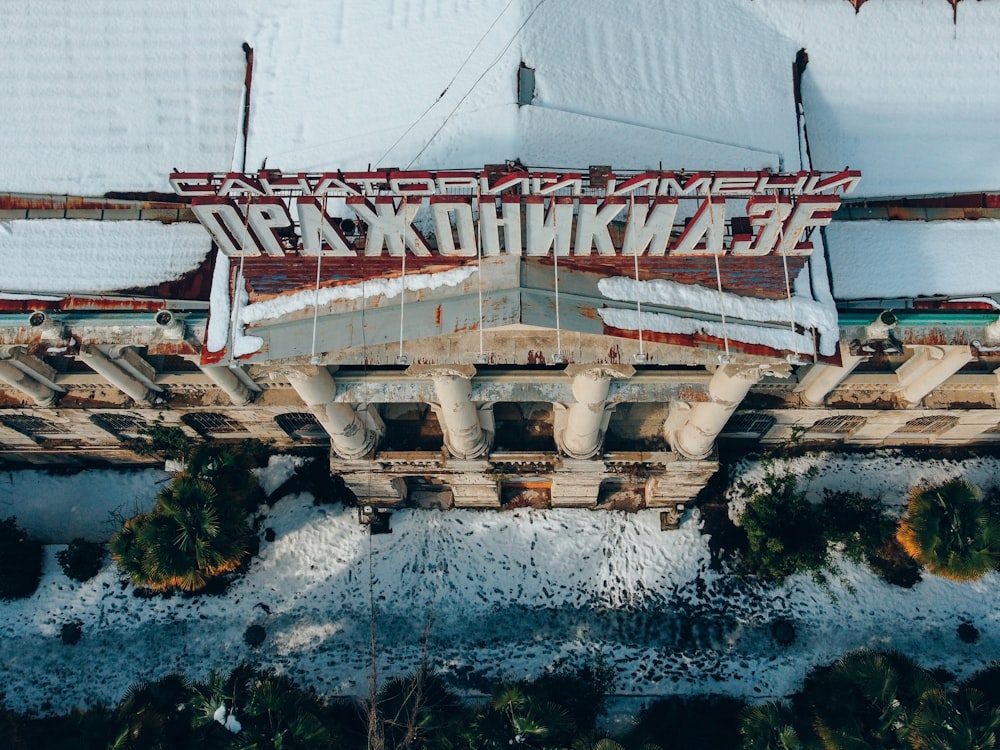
794,341,867,406
80,345,158,404
283,365,375,459
894,345,973,408
666,364,763,460
430,368,491,459
556,364,634,459
200,364,254,406
0,360,57,406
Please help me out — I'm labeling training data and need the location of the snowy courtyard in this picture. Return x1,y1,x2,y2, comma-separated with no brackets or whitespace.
2,451,999,718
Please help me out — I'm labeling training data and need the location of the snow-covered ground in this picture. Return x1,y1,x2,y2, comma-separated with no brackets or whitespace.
2,451,999,717
0,467,168,544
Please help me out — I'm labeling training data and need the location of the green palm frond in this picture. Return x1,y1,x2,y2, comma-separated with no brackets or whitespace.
898,479,1000,582
740,701,800,750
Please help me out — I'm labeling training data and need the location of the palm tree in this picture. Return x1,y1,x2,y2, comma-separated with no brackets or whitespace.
470,684,572,749
110,473,249,592
804,649,938,749
739,701,801,750
897,479,1000,581
109,674,192,750
908,688,1000,750
241,671,336,749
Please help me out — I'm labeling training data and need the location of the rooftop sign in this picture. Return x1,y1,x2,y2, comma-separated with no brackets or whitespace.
171,167,860,260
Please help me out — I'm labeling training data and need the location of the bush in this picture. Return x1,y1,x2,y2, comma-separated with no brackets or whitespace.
132,422,192,461
822,489,921,588
0,517,43,600
897,478,1000,582
56,538,105,582
629,695,744,750
736,471,921,588
737,472,829,584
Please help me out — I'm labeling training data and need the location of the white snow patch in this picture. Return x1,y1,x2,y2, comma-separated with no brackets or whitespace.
599,307,817,355
749,0,1000,196
600,277,837,335
598,276,838,355
826,220,1000,300
0,3,249,193
254,455,308,497
241,265,479,325
206,253,231,353
0,221,210,295
0,468,168,543
4,453,1000,717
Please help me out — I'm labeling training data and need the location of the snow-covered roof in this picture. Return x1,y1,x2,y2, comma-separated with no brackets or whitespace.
0,220,210,295
757,0,1000,197
826,219,1000,300
0,2,248,195
3,0,999,312
5,1,998,196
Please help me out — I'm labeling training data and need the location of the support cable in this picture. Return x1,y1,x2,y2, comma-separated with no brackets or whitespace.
476,184,485,361
375,0,516,168
630,194,646,363
774,189,800,354
405,0,550,169
229,194,253,367
552,197,563,363
398,197,408,364
309,192,328,364
706,188,731,362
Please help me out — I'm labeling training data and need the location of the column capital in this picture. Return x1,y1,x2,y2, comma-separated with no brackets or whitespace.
563,363,635,380
406,363,477,380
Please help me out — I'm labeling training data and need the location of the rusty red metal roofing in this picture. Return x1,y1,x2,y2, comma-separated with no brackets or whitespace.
238,254,808,303
0,193,196,222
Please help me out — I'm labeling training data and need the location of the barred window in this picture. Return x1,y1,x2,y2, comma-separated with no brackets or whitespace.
181,412,246,436
0,414,69,438
721,412,776,437
893,415,959,435
807,415,866,436
275,412,327,440
91,413,146,438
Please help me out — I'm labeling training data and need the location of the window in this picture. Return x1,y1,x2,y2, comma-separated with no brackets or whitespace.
893,415,959,435
721,412,776,437
181,412,246,437
91,413,146,439
0,414,69,440
275,412,327,440
806,415,866,438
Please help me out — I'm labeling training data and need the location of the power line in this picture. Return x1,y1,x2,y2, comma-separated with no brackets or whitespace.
405,0,549,169
375,0,517,168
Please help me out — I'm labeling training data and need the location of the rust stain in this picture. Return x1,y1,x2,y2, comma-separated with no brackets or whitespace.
147,342,199,356
526,350,546,365
435,305,442,327
676,385,710,403
200,348,227,366
901,328,959,346
0,193,185,211
0,296,172,313
602,324,792,359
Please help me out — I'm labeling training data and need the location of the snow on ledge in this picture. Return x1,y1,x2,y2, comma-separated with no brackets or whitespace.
240,265,479,325
598,276,839,356
599,307,816,354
